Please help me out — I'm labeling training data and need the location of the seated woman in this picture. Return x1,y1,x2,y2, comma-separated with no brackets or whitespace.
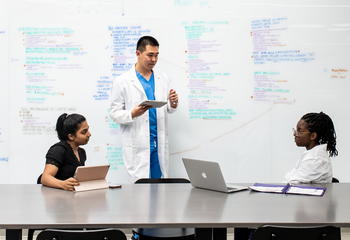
286,112,338,183
41,113,91,191
235,112,338,240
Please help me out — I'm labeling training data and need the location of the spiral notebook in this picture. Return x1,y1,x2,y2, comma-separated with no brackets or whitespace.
249,183,326,196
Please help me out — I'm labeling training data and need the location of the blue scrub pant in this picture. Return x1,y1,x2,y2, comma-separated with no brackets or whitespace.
150,137,162,178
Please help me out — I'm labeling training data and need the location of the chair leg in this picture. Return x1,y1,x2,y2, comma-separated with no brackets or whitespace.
28,229,35,240
213,228,227,240
234,228,252,240
6,230,22,240
195,228,227,240
195,228,213,240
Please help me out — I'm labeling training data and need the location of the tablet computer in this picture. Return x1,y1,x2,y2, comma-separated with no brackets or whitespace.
73,165,110,192
139,100,167,108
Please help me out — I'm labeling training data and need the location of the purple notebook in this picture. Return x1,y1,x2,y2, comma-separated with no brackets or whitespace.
249,183,326,196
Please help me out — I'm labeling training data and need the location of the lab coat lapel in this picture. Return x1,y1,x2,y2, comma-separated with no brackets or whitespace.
130,68,147,98
154,71,165,100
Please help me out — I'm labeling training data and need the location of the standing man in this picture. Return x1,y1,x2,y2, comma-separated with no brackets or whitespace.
109,36,178,181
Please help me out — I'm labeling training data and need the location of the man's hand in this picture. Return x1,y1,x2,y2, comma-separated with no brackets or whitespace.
169,89,178,108
132,105,151,118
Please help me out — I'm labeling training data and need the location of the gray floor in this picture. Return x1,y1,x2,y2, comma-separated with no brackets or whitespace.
0,228,349,239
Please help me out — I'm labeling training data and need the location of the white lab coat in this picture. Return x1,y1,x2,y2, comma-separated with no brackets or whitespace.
285,144,332,184
109,66,176,181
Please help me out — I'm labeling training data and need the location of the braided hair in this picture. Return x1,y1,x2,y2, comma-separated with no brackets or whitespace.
301,112,338,157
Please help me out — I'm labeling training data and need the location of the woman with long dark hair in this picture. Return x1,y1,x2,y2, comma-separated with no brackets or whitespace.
41,113,91,191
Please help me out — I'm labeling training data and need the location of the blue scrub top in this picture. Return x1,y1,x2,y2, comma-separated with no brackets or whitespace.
136,71,162,178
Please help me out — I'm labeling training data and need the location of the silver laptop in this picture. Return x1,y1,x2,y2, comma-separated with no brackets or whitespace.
182,158,248,193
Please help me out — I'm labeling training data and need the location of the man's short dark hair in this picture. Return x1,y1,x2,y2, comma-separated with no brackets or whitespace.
136,36,159,52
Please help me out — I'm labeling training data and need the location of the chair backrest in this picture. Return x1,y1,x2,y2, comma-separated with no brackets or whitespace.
251,226,341,240
36,228,127,240
37,174,42,184
135,178,190,184
332,177,339,183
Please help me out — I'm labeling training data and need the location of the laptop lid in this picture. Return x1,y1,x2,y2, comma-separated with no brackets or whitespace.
182,158,247,193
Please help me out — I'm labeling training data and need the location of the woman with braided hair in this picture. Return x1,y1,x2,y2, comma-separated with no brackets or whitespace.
285,112,338,184
235,112,338,240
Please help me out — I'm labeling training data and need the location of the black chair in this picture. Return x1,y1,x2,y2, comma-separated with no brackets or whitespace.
37,174,42,184
135,178,191,184
332,177,339,183
36,228,127,240
133,178,195,240
251,225,341,240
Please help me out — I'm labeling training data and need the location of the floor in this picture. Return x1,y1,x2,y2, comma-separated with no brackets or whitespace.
0,228,349,239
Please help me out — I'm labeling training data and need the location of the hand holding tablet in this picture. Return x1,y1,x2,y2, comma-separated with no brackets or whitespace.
139,100,167,108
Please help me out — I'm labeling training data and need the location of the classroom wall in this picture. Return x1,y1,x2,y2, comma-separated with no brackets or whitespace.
1,0,350,183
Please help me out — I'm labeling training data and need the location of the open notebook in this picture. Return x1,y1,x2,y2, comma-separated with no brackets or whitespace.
249,183,326,196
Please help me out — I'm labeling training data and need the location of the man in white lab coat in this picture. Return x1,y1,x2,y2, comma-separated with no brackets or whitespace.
109,36,178,181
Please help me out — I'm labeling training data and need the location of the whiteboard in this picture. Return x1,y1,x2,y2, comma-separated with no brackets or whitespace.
1,0,350,184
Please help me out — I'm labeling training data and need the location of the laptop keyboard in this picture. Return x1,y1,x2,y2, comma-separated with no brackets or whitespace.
227,184,238,190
